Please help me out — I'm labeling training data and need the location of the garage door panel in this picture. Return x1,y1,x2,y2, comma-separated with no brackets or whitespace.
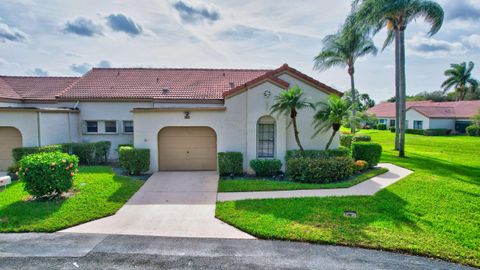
158,127,216,171
0,127,22,171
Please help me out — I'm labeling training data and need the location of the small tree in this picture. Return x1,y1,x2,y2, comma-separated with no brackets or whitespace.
472,109,480,126
312,95,350,150
442,62,479,101
271,86,314,154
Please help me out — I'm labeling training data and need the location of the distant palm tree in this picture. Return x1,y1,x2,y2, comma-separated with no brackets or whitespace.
271,86,314,154
441,62,479,101
355,0,444,157
312,95,350,150
314,11,377,134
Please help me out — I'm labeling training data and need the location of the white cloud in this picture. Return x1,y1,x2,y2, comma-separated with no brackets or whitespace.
461,34,480,49
406,35,467,58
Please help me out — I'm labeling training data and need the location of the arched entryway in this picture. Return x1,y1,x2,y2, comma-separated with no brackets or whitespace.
0,127,22,170
157,127,217,171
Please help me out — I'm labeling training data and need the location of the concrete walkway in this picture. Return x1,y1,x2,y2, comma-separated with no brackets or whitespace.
63,171,253,239
217,163,412,201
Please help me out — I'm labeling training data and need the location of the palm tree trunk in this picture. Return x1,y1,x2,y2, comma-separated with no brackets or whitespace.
349,65,356,134
398,29,407,158
325,129,337,150
291,115,304,153
394,29,400,150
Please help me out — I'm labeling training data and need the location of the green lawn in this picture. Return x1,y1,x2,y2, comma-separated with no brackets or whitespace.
216,130,480,267
218,167,388,192
0,166,143,232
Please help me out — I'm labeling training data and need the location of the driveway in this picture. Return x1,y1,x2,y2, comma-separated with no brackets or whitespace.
63,171,253,239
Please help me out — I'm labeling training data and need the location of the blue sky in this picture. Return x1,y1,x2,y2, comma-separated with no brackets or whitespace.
0,0,479,102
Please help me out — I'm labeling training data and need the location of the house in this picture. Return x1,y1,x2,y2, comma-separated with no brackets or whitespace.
367,100,480,132
0,64,342,172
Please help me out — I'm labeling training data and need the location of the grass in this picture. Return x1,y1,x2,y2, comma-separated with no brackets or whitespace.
0,166,143,232
216,130,480,267
218,167,388,192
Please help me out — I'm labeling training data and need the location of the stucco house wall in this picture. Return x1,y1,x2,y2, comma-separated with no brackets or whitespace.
429,118,455,130
0,111,39,147
406,109,429,129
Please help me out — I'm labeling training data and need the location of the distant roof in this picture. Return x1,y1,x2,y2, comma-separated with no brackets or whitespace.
0,64,341,102
368,100,480,119
0,76,79,101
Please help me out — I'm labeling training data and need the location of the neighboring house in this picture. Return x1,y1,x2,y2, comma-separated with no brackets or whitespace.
367,100,480,132
0,64,342,172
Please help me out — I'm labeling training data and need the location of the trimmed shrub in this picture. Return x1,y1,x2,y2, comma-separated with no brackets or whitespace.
466,125,480,136
18,152,78,197
218,152,243,176
12,145,63,163
390,127,396,132
118,146,150,175
376,123,387,130
424,129,451,136
285,147,350,162
352,134,372,142
61,143,96,164
286,157,354,183
117,144,133,151
249,159,282,177
354,160,369,172
352,142,382,168
406,129,424,135
340,134,353,148
93,141,111,164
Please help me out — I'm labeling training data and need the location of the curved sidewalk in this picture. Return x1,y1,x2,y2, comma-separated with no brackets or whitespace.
217,163,412,202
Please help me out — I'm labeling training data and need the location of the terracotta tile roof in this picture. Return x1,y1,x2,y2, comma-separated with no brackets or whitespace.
0,76,79,101
368,100,480,119
59,68,270,101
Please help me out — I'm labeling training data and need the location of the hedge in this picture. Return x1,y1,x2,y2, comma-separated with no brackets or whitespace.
249,159,282,177
376,124,387,130
62,141,111,164
12,145,63,163
286,156,354,183
285,147,350,162
18,152,78,197
118,146,150,175
466,125,480,136
351,142,382,168
424,129,451,136
340,134,353,148
218,152,243,176
352,135,372,142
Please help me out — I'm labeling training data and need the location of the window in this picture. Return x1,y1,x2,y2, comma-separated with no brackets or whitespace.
390,119,395,127
105,121,117,133
413,120,423,130
123,121,134,133
379,119,387,124
257,116,275,158
86,121,98,133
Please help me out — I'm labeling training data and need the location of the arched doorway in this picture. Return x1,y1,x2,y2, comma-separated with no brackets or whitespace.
0,127,22,170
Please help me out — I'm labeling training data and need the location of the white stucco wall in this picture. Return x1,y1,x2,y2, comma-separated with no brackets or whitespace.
406,109,429,129
0,111,39,147
39,112,78,146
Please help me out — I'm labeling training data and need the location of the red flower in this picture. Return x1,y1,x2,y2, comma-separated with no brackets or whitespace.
70,172,75,177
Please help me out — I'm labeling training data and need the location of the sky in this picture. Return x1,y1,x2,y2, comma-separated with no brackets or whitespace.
0,0,479,102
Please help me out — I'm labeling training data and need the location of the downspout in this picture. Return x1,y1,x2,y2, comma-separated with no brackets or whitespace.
244,88,249,171
36,112,41,146
67,112,72,142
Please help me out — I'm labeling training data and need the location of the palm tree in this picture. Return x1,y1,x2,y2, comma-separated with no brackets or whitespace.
314,11,377,134
441,62,479,101
312,95,350,150
355,0,444,157
270,86,314,153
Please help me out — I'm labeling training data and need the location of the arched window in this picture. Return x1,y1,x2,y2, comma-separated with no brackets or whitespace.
257,116,275,158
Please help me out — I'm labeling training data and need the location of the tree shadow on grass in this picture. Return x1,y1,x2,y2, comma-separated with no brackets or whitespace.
107,173,144,204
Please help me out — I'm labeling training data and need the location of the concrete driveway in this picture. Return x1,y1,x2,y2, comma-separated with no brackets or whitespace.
63,171,253,239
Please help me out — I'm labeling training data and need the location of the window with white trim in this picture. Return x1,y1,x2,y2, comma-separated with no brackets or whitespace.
105,121,117,133
413,120,423,130
86,121,98,133
123,120,134,133
257,116,275,158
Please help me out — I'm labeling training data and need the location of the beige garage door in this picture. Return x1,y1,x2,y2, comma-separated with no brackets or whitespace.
0,127,22,170
158,127,217,171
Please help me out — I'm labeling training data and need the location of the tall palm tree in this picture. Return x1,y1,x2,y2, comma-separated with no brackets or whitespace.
355,0,444,157
270,86,314,154
441,62,479,101
314,11,377,134
312,95,350,150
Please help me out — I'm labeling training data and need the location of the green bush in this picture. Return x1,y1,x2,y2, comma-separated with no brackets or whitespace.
61,143,96,164
12,145,63,163
406,129,424,135
18,152,78,197
93,141,111,164
424,129,451,136
218,152,243,176
285,147,350,162
118,146,150,175
376,123,387,130
390,127,396,132
117,144,133,151
352,142,382,168
466,125,480,136
286,157,354,183
340,134,353,148
249,159,282,177
352,134,372,142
